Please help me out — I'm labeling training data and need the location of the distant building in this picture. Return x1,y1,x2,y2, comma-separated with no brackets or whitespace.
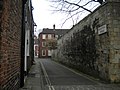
38,25,69,58
34,35,38,57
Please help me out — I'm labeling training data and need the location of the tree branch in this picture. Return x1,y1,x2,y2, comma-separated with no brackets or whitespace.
64,0,92,13
48,0,102,27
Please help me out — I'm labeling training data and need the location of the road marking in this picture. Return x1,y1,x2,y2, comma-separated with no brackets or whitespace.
51,86,55,90
52,60,102,85
39,61,55,90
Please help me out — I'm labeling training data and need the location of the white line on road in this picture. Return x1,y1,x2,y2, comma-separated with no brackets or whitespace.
39,61,55,90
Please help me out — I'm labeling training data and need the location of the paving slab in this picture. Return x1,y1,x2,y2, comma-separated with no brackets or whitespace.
20,59,43,90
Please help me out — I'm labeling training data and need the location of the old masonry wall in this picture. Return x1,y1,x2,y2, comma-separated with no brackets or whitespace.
52,1,120,83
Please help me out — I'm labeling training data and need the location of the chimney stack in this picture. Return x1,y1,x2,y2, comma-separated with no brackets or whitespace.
53,24,55,29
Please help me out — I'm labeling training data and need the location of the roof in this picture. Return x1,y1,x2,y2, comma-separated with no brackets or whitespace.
40,28,69,36
40,28,55,34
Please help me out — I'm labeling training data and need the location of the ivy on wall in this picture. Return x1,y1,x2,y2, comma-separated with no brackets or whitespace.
62,25,99,76
52,18,101,77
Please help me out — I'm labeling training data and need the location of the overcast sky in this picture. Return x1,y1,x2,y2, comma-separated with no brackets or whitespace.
32,0,72,35
32,0,100,36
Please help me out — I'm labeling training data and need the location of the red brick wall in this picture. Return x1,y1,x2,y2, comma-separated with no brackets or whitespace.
0,0,22,89
38,33,55,58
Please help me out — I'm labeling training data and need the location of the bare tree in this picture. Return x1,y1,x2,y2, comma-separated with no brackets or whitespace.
48,0,105,27
46,38,57,50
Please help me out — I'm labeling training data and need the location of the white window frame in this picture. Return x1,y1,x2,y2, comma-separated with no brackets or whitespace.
42,34,46,39
48,34,52,39
42,42,46,47
48,50,51,56
42,50,46,56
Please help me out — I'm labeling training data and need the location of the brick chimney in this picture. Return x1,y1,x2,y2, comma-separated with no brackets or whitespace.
53,24,55,29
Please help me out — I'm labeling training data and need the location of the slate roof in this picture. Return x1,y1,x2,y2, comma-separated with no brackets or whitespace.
39,28,69,38
40,28,55,34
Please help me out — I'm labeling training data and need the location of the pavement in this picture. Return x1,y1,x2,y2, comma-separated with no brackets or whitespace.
19,58,43,90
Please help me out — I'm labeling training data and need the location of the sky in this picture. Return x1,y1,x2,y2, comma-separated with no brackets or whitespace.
32,0,72,35
32,0,100,36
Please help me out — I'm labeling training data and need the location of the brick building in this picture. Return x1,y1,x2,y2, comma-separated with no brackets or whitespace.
0,0,34,89
38,25,69,58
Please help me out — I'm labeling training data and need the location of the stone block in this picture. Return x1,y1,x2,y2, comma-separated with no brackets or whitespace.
114,28,119,33
109,67,120,75
109,51,120,63
110,74,119,83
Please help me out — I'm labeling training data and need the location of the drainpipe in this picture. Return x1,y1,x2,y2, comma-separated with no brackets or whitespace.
20,0,27,87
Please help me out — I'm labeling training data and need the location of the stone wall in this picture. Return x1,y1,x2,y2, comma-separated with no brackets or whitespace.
0,0,22,89
52,1,120,83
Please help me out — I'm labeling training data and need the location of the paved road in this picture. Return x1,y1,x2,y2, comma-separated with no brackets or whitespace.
39,58,120,90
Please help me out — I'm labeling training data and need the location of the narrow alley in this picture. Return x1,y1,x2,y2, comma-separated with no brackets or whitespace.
1,0,120,90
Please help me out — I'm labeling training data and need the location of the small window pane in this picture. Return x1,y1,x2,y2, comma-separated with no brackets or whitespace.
48,50,51,56
42,50,46,56
48,34,52,39
42,42,46,47
42,34,46,39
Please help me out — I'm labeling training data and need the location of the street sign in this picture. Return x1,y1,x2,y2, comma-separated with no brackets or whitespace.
98,25,107,35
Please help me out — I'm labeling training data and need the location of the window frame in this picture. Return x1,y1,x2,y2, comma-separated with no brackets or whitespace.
42,41,46,47
48,34,52,39
42,34,46,39
48,50,51,56
42,50,46,56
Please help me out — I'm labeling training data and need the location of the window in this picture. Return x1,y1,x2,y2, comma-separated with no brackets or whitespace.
42,34,46,39
48,50,51,56
42,42,46,47
42,50,46,56
55,35,58,39
48,34,52,39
